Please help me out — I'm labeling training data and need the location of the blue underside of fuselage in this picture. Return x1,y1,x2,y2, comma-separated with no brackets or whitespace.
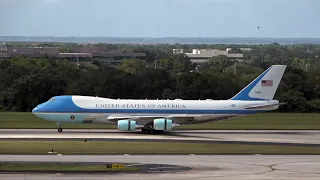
32,96,264,114
35,109,263,114
32,96,265,123
34,113,89,123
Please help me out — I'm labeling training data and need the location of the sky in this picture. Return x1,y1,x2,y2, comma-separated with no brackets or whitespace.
0,0,319,38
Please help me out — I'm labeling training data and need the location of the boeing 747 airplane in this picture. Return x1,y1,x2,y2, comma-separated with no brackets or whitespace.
32,65,287,134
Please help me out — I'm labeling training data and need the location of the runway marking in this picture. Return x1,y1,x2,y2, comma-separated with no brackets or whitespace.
125,163,143,167
0,155,319,179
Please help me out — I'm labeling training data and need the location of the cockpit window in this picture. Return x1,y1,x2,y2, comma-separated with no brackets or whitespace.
50,98,56,102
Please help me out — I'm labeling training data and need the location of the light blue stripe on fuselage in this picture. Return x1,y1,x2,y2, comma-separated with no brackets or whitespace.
33,109,264,124
32,112,251,124
32,95,266,124
36,109,263,114
34,113,89,123
32,96,264,114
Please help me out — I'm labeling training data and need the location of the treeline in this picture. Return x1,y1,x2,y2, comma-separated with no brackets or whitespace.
0,43,320,112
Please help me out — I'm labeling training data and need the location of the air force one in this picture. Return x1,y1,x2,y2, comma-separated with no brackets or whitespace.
32,65,287,134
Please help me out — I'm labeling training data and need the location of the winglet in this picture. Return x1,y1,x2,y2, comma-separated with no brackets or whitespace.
230,65,287,101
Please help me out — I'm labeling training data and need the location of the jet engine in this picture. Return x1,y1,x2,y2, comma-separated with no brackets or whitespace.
117,120,136,131
153,118,173,131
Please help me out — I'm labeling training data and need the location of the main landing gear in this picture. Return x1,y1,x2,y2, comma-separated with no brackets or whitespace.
57,123,63,132
141,124,164,134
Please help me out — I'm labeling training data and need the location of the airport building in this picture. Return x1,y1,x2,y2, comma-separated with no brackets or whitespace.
0,46,146,63
173,49,184,55
0,46,60,58
183,49,244,64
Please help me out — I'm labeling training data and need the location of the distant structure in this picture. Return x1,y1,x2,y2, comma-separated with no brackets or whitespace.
0,44,9,58
0,47,60,58
61,47,146,62
0,46,146,64
240,48,252,51
184,48,244,64
173,49,184,55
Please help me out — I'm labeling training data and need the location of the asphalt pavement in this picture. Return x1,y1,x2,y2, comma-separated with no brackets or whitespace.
0,155,319,180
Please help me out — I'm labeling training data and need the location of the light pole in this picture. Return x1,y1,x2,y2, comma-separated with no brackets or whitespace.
281,46,284,65
76,53,79,67
234,59,237,76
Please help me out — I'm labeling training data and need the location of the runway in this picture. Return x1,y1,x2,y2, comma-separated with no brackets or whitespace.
1,129,320,179
1,155,320,179
0,129,320,146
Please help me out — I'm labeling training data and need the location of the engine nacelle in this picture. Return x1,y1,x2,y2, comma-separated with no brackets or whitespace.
153,118,173,131
117,120,136,131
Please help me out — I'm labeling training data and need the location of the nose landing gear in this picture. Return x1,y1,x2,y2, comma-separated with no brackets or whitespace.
57,123,63,132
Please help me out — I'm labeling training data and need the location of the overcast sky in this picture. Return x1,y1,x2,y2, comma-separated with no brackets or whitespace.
1,0,319,37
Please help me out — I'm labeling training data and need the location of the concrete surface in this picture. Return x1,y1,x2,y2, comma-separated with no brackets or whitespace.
0,155,319,180
0,129,319,146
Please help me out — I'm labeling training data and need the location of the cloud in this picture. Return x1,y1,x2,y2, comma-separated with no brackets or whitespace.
43,0,60,3
171,0,240,5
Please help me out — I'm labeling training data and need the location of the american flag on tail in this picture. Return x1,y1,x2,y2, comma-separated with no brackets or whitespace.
261,80,273,86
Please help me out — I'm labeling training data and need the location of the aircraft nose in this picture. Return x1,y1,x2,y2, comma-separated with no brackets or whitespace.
32,107,38,114
32,103,43,114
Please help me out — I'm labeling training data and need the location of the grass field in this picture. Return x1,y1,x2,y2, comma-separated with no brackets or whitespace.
0,112,320,130
0,163,138,172
0,141,319,155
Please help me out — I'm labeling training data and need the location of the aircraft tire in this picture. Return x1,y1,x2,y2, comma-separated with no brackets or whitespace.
141,127,166,134
141,128,157,134
141,128,148,134
58,128,63,132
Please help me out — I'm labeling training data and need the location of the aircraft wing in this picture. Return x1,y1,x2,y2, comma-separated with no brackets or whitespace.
244,102,286,110
83,113,248,126
103,114,244,125
105,114,197,124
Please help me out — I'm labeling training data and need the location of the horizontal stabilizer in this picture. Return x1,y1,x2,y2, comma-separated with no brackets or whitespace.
244,102,287,109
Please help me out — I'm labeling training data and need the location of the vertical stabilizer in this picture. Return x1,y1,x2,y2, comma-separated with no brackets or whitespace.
230,65,287,101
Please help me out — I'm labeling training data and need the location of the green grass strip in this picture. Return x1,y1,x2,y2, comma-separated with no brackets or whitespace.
1,112,320,130
0,163,138,172
0,141,319,155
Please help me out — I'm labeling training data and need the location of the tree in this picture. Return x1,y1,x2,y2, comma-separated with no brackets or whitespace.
156,58,174,70
207,55,234,72
117,59,146,74
1,42,320,113
170,54,193,73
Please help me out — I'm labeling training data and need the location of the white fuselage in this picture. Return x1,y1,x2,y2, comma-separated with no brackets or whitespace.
32,96,279,124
